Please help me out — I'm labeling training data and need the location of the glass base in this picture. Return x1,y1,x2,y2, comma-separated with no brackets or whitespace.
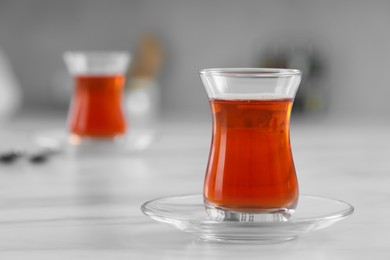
204,199,295,222
68,130,155,152
66,134,127,156
68,134,124,146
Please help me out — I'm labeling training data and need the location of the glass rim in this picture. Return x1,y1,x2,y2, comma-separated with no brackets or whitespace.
63,51,130,59
63,51,131,75
199,68,301,78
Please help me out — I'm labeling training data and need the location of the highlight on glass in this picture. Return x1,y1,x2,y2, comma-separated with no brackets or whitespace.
200,68,301,221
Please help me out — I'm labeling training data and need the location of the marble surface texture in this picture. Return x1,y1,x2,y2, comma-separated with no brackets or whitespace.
0,115,389,259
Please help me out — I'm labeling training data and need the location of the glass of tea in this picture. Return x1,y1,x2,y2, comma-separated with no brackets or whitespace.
63,52,130,145
200,68,301,222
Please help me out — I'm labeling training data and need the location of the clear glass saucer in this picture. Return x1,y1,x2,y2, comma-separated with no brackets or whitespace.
34,129,156,154
141,194,354,244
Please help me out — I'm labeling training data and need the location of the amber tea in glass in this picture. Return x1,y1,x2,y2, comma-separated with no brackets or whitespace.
64,52,130,143
200,68,301,221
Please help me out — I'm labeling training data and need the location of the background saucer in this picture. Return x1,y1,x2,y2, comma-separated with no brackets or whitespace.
34,129,156,155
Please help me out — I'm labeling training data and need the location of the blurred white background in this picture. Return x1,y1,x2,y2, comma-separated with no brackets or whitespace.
0,0,389,120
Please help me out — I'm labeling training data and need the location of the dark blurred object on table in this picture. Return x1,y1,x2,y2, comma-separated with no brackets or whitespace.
260,44,327,115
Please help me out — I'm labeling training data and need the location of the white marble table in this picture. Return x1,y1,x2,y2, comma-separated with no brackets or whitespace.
0,114,389,259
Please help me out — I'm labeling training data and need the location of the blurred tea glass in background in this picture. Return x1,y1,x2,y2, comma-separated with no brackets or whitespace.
63,52,130,146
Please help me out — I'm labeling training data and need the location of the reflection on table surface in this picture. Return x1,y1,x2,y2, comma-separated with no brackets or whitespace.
0,115,389,259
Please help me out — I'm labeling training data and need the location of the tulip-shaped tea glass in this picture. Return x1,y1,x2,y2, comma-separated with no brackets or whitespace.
200,68,301,222
64,52,130,145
